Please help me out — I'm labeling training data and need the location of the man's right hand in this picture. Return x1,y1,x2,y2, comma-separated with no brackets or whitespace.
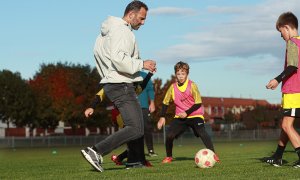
143,60,156,72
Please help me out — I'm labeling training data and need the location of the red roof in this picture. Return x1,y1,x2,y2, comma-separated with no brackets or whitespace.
202,96,270,108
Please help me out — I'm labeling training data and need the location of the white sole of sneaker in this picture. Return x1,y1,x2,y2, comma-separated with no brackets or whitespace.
149,155,158,157
99,154,103,164
81,150,103,172
293,165,300,168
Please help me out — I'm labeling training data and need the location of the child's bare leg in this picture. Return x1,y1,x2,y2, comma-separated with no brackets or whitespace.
281,116,300,148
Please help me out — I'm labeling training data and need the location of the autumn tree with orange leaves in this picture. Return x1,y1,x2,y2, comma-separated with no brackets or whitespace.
29,62,110,132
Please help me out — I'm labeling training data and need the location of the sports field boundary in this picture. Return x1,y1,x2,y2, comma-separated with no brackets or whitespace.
0,128,291,148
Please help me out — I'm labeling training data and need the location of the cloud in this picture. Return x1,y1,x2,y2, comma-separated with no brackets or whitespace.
207,6,246,14
153,0,299,74
225,54,282,75
149,7,197,16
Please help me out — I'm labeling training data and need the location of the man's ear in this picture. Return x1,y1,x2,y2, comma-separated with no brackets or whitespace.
128,11,135,20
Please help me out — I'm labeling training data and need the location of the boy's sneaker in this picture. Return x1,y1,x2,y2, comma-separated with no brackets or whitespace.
292,160,300,168
214,153,220,162
81,147,103,172
148,150,158,157
111,154,123,165
263,156,282,167
144,160,153,167
162,157,173,163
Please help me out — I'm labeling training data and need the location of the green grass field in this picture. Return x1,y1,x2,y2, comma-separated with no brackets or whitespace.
0,140,299,179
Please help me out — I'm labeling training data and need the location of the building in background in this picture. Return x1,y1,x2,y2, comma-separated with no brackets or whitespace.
202,97,282,130
0,97,286,137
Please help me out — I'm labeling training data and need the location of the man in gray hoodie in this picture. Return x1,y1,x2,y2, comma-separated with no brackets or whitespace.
81,1,156,172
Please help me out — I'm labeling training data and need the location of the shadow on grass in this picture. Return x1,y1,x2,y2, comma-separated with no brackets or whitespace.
102,166,127,171
174,157,194,161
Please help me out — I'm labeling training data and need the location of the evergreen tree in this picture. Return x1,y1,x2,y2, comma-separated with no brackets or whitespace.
0,70,35,128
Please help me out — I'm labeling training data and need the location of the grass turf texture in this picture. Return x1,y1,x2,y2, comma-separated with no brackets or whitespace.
0,141,299,179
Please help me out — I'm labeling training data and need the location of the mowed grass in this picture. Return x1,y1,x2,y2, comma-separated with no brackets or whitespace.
0,140,299,180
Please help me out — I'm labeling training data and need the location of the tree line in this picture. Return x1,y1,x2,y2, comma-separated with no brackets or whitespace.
0,62,176,133
1,62,284,133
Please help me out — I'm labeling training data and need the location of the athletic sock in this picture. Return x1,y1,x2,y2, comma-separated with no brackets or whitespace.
118,150,128,162
295,147,300,160
198,127,215,152
165,139,173,157
274,145,285,159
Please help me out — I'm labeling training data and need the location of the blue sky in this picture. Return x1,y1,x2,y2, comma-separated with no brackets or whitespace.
0,0,299,104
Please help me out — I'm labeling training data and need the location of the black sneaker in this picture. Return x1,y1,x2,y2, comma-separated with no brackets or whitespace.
263,156,282,167
81,147,103,172
125,162,145,169
148,150,158,157
292,160,300,168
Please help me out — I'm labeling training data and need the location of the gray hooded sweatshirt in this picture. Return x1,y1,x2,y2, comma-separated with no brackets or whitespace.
94,16,143,83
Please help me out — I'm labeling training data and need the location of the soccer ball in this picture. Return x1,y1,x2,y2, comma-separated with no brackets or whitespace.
194,148,217,168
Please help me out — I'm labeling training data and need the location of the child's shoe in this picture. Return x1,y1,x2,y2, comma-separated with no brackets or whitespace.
148,150,158,157
263,156,282,167
162,157,173,163
292,160,300,168
214,153,220,162
111,154,123,165
144,160,153,167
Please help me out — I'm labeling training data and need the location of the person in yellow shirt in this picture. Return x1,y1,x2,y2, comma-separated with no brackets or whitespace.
157,61,218,163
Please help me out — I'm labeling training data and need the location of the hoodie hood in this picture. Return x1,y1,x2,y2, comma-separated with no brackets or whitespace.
101,16,132,36
94,16,143,84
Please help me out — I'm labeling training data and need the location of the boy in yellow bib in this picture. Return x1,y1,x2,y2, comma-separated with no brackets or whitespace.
157,61,218,163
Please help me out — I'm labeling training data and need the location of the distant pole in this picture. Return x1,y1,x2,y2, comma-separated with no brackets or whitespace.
163,125,166,144
11,136,15,148
221,98,224,119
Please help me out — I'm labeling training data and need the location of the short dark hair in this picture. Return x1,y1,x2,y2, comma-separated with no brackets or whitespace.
124,0,148,16
276,12,298,31
174,61,189,74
